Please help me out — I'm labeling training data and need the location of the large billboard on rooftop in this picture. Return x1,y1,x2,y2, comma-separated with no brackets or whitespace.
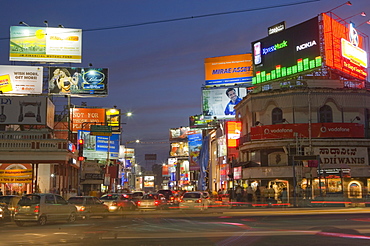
10,26,82,63
252,16,321,84
204,54,253,87
322,13,367,80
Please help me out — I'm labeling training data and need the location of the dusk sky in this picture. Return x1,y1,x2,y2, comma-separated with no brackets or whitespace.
0,0,369,167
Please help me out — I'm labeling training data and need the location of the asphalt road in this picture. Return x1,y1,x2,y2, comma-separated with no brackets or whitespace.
1,207,370,246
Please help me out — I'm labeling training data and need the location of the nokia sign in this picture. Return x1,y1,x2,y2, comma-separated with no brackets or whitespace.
252,17,321,84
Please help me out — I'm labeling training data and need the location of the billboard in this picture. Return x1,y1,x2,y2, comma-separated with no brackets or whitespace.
10,26,82,63
187,129,202,170
204,54,253,87
169,126,189,140
189,114,218,129
226,121,241,148
170,142,189,157
202,87,247,119
0,96,54,127
78,130,120,160
0,66,43,94
70,107,106,133
49,67,108,96
322,13,367,80
252,16,321,84
251,123,364,140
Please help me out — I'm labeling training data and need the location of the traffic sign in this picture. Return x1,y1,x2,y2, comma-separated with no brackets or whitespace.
90,125,112,136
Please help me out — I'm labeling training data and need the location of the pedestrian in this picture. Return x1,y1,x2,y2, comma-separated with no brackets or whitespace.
267,185,275,201
281,188,288,203
235,185,242,202
255,186,261,202
0,189,3,196
246,186,254,202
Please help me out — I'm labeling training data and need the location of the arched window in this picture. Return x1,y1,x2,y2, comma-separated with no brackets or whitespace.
319,105,333,123
272,108,283,125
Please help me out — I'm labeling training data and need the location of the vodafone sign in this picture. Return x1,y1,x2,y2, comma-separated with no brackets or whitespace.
251,123,364,140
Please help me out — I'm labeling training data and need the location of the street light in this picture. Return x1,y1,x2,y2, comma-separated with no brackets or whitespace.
326,1,352,13
342,12,366,21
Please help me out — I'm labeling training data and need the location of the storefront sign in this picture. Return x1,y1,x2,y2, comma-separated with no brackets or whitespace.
308,147,368,165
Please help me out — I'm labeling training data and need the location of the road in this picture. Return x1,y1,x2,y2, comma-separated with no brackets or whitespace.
1,207,370,246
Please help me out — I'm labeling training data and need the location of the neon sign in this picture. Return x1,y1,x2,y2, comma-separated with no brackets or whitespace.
262,40,288,55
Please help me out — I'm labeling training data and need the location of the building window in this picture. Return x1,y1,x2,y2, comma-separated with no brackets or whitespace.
319,105,333,123
272,108,283,124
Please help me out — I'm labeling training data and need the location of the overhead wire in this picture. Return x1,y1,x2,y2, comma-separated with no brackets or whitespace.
0,0,319,41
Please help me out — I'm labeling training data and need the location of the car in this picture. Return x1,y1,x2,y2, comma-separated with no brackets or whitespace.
100,193,136,212
179,191,209,211
126,191,145,207
0,203,12,224
14,193,77,226
137,193,167,210
157,189,178,205
68,196,109,219
0,195,21,217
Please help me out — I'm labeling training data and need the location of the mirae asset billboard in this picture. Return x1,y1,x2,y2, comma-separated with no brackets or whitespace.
204,54,253,87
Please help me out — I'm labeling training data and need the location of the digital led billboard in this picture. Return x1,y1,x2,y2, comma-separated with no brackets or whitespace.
202,87,247,119
49,67,108,96
0,66,43,94
322,13,367,80
10,26,82,63
204,54,253,87
252,16,321,84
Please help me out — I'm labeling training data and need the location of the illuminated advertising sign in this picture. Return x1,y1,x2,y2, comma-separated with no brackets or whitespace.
78,130,120,160
170,142,189,157
0,96,54,126
10,26,82,63
234,166,242,180
188,129,202,170
252,17,321,84
251,123,364,140
189,114,217,129
169,126,189,140
144,176,155,187
0,66,43,94
204,54,253,87
268,21,286,35
70,107,106,133
322,13,367,80
226,121,241,148
49,67,108,96
202,87,247,119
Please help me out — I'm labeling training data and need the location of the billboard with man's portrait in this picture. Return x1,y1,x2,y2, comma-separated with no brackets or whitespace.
202,87,247,119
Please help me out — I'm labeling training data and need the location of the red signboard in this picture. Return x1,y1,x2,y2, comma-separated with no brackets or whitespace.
251,123,364,140
70,108,106,132
322,13,367,80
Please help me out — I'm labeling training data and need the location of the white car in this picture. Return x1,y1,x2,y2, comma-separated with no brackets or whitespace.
179,191,209,211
